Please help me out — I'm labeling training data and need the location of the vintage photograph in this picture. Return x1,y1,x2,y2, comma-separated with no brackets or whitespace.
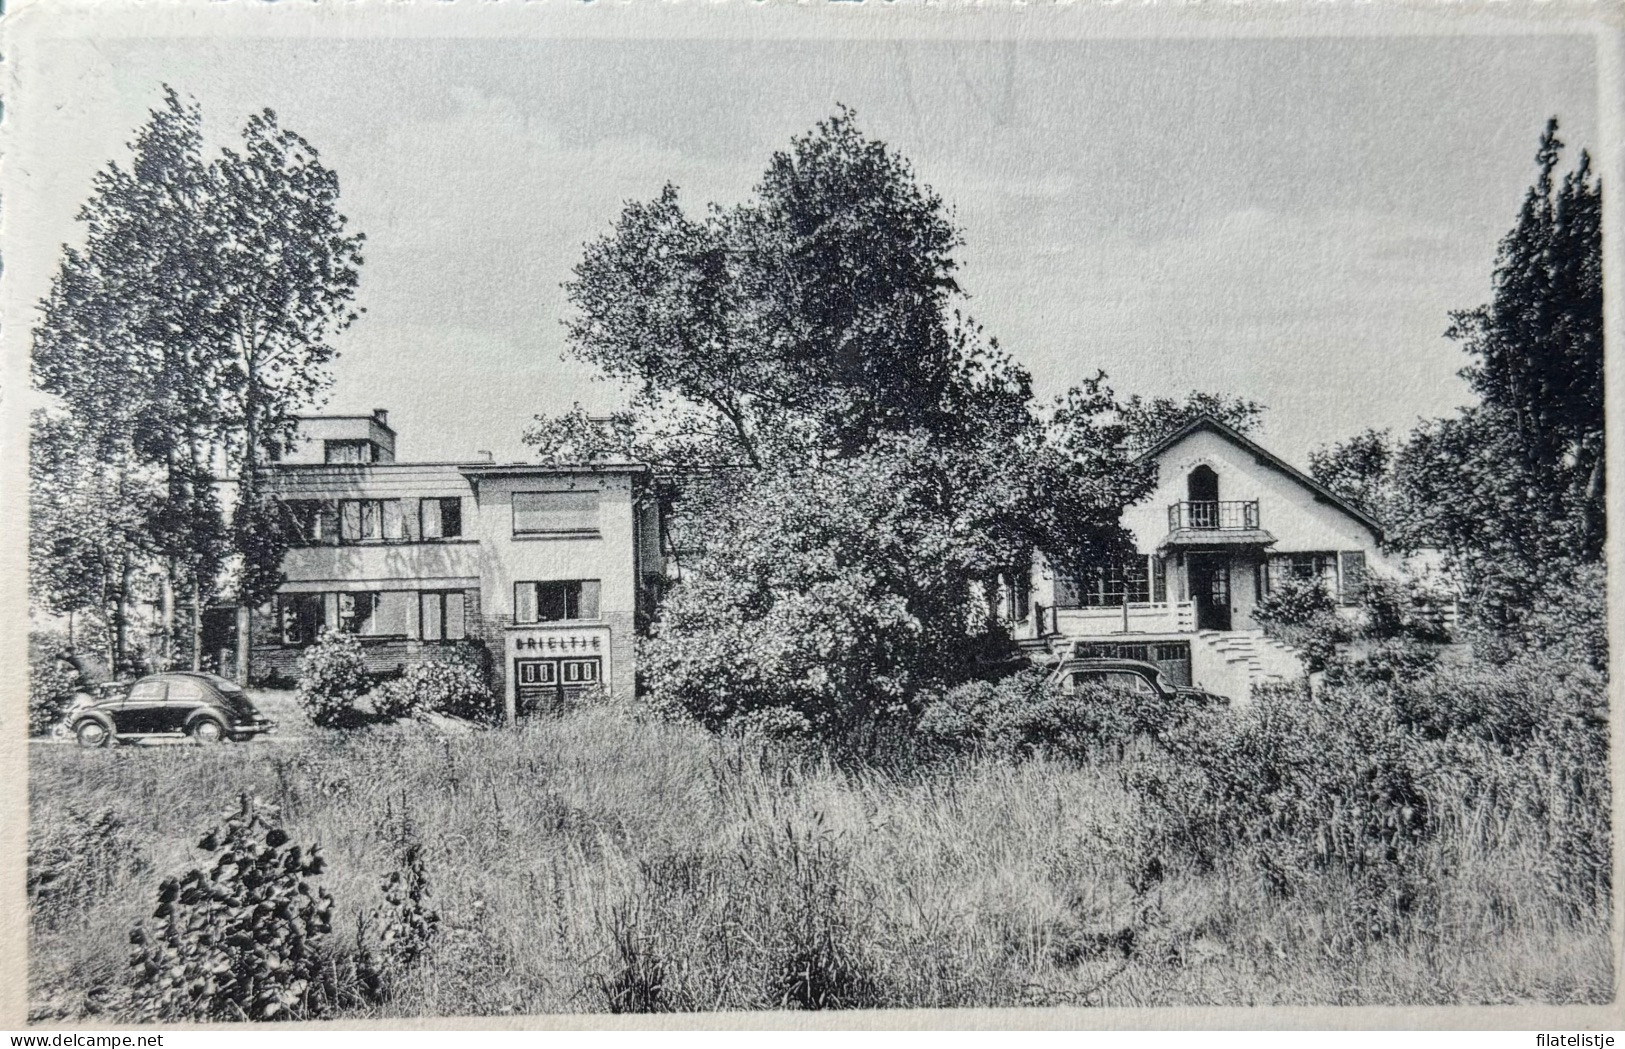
6,3,1616,1026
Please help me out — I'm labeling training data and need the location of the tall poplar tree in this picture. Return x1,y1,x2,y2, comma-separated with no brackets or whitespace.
31,87,364,671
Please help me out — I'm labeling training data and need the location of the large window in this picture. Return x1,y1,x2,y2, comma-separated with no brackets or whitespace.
1070,558,1152,608
278,593,326,646
325,440,375,464
284,500,338,546
420,590,467,641
339,499,406,543
335,591,414,636
420,497,464,539
515,579,601,623
1269,552,1342,601
277,589,469,645
513,491,599,536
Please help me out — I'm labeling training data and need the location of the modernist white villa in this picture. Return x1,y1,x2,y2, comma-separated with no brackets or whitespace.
1008,416,1391,700
237,411,666,720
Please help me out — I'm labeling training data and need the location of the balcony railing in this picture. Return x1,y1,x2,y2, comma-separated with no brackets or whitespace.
1168,499,1260,531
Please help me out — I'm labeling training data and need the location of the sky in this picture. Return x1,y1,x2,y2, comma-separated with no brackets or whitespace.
10,28,1600,467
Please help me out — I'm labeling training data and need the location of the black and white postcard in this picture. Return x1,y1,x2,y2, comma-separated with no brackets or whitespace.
3,0,1621,1032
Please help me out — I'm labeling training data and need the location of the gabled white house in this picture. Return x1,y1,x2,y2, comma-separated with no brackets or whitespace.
1010,416,1390,700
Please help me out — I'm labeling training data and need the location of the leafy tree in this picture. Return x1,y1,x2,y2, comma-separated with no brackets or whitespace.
1445,118,1603,557
210,108,365,614
31,87,363,670
543,107,1018,471
1364,119,1603,661
1116,390,1265,454
550,109,1151,736
1308,427,1399,526
32,90,228,668
28,410,157,672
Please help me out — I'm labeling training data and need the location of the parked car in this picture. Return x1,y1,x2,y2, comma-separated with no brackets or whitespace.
64,671,274,748
1046,657,1230,707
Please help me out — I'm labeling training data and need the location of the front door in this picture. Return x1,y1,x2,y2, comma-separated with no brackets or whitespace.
514,656,603,717
1189,554,1232,631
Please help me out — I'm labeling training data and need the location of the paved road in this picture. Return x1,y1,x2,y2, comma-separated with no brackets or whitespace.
30,733,313,747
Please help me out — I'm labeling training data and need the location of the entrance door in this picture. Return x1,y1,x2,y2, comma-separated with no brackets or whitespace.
1188,554,1232,631
514,656,603,717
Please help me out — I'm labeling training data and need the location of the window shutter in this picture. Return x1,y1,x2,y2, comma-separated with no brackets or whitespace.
317,503,339,544
578,580,601,619
1152,557,1166,603
341,502,362,542
446,591,466,640
1340,551,1367,605
420,498,442,539
383,500,405,541
421,592,443,641
515,582,537,624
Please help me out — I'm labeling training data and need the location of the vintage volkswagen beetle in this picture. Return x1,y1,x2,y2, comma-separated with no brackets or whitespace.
64,671,274,748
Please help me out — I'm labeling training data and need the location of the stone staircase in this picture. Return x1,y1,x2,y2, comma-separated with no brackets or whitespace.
1195,629,1307,701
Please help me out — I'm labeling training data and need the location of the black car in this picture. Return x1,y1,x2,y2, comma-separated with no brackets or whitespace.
65,671,274,748
1046,657,1230,707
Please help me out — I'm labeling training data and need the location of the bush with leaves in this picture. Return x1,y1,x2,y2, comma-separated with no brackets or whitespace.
918,667,1192,762
129,794,334,1022
1253,573,1336,628
370,648,497,724
1252,575,1350,672
1128,648,1610,931
354,842,440,1002
1384,650,1606,750
1462,560,1606,671
1322,638,1442,690
296,629,371,728
1129,682,1429,913
30,655,80,737
1359,573,1454,643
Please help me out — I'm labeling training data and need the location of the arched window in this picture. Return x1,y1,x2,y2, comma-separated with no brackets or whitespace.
1187,465,1219,504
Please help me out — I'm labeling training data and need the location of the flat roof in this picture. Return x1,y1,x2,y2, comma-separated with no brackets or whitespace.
292,413,397,435
267,459,648,474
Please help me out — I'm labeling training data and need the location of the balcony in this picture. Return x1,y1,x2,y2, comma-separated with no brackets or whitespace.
1162,500,1274,549
1169,500,1260,530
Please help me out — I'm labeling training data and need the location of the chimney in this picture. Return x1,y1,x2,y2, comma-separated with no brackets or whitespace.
475,450,494,462
372,408,389,428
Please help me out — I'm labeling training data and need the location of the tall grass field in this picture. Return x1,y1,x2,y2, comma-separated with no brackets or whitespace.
28,672,1612,1021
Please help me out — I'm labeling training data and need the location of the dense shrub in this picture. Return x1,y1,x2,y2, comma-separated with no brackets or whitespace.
1360,574,1453,643
296,630,371,728
1322,638,1441,689
1384,651,1606,749
370,647,498,724
1130,682,1430,912
918,668,1191,762
1253,574,1336,627
1465,560,1606,671
129,795,334,1022
356,842,441,1002
1127,651,1610,932
727,706,817,743
30,655,80,736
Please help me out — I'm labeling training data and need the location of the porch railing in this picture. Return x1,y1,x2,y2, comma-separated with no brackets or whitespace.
1054,601,1196,636
1168,499,1260,531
